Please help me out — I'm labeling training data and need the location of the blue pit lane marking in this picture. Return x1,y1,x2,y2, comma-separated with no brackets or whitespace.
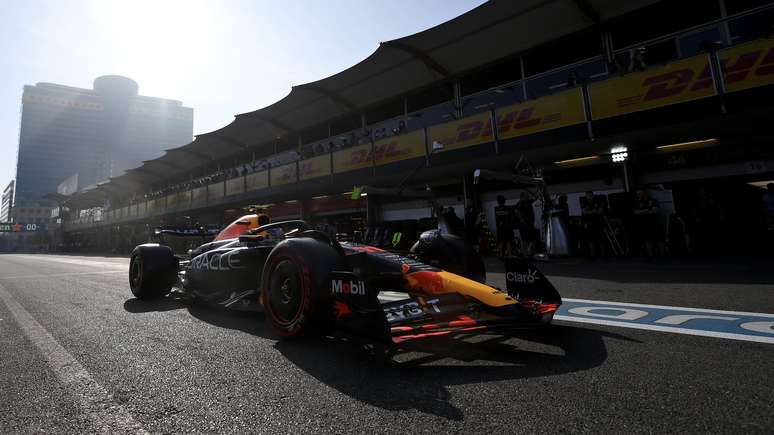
555,298,774,344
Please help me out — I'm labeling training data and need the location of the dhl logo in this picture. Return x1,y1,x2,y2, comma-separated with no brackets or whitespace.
441,106,558,147
616,44,774,108
346,140,411,165
298,161,324,176
274,166,296,182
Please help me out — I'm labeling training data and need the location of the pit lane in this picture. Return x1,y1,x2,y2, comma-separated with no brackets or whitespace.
0,253,772,433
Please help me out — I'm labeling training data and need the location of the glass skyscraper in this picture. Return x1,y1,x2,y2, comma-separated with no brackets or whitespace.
13,75,193,206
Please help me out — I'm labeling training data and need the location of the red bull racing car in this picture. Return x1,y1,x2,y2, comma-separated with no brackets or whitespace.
129,215,561,344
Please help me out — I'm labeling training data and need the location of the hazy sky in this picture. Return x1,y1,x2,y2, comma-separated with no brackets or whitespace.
0,0,486,190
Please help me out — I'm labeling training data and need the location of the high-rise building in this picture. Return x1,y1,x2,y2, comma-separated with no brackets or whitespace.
1,180,14,222
14,75,193,206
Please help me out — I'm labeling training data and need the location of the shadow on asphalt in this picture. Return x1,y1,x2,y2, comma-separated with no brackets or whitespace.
124,296,638,421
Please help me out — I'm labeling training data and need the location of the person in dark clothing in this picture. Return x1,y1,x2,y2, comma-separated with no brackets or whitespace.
494,195,515,257
516,191,537,256
443,207,463,236
582,191,607,259
633,188,664,259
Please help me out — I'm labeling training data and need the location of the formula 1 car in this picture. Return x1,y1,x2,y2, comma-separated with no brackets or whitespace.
129,215,561,344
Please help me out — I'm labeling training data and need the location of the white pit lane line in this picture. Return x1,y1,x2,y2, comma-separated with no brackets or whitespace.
0,282,147,434
9,255,128,269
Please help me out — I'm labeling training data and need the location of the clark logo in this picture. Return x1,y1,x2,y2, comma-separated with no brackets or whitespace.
332,279,366,296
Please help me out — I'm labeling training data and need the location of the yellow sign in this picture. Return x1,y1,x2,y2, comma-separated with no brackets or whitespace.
166,193,178,208
720,37,774,93
191,186,207,204
427,112,491,153
497,88,586,139
589,54,715,120
226,177,245,196
246,171,268,191
374,130,426,165
333,143,372,174
299,155,331,181
207,182,224,199
271,163,297,186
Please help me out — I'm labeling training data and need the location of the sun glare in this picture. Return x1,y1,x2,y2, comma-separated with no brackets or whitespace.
92,0,214,95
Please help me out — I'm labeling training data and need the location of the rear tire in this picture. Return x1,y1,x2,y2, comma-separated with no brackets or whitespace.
129,244,178,299
261,238,343,338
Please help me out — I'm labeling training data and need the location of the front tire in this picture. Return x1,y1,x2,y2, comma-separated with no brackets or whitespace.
261,238,343,338
129,244,178,299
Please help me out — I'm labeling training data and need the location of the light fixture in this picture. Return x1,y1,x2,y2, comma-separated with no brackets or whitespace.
431,141,445,152
312,195,329,200
611,145,628,163
656,138,719,152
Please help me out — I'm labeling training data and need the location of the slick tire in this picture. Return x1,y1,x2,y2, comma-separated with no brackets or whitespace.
261,238,344,338
129,244,178,299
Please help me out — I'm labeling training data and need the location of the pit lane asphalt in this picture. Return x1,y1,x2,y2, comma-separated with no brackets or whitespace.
0,253,772,433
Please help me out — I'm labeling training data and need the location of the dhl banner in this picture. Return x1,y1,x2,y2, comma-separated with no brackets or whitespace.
497,88,586,140
129,204,137,217
138,201,147,216
427,111,491,153
333,132,427,174
226,177,245,196
207,182,224,199
333,143,372,174
589,54,715,120
373,130,426,165
427,88,585,150
166,193,179,208
299,154,331,181
720,37,774,93
246,171,268,191
147,199,157,212
271,163,297,186
191,186,207,204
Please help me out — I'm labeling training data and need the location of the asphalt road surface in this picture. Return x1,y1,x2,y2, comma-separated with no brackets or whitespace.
1,253,772,433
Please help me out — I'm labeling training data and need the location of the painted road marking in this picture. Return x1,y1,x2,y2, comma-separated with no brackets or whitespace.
380,293,774,344
9,255,127,269
0,282,147,434
557,298,774,344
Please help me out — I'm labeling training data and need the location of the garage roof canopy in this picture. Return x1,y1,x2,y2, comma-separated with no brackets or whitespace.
69,0,659,208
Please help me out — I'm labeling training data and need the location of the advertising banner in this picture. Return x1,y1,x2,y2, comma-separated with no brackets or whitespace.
589,54,716,120
166,193,178,208
720,37,774,93
0,222,48,232
271,163,297,186
246,171,269,191
226,177,245,196
373,130,426,165
207,181,224,199
497,88,586,140
299,155,331,181
333,143,373,174
191,186,207,204
427,112,491,153
137,201,147,216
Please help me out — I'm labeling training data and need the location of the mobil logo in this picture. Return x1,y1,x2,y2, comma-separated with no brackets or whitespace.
332,279,366,296
555,298,774,344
